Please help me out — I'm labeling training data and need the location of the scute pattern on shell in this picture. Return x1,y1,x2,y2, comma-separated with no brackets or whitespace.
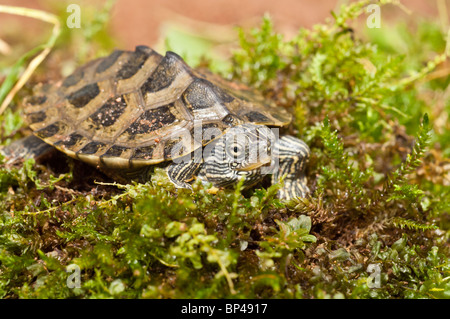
24,46,292,169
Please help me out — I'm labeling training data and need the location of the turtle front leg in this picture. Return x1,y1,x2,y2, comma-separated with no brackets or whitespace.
166,152,202,190
271,135,310,201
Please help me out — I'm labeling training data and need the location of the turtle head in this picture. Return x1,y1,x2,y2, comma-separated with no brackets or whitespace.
223,123,275,171
199,123,276,187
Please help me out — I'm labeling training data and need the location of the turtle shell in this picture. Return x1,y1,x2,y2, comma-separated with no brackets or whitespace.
24,46,292,170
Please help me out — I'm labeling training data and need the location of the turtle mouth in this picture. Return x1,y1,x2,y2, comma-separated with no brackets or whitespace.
235,157,272,171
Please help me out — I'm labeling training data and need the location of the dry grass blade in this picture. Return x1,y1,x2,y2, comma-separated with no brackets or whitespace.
0,38,11,55
0,5,61,115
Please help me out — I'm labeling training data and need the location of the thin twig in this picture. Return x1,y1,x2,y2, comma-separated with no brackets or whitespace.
0,5,61,115
0,38,11,55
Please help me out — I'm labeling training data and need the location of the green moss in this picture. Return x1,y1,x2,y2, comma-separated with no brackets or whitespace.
0,0,449,299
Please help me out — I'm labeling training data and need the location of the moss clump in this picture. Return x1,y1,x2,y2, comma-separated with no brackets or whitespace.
0,0,449,298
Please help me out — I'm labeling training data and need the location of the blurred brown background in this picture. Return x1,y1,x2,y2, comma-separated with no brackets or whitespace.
0,0,447,50
111,0,446,48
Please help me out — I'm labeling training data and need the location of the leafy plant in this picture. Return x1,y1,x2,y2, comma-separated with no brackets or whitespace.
0,0,449,299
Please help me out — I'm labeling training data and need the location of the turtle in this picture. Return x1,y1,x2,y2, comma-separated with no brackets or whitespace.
1,45,310,200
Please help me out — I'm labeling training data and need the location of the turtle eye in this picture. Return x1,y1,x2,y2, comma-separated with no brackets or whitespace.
230,144,242,155
226,143,243,159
